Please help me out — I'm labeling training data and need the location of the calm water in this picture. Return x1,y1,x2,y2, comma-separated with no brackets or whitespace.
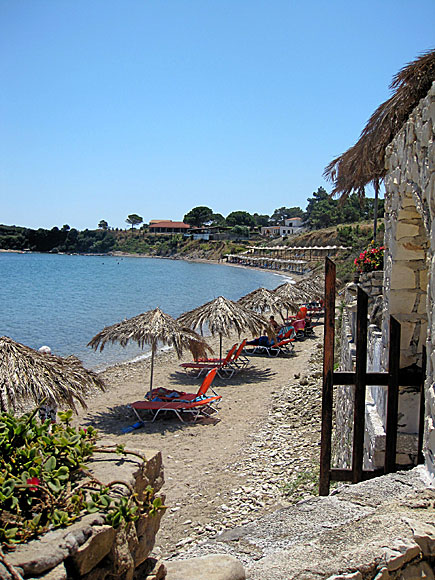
0,252,290,369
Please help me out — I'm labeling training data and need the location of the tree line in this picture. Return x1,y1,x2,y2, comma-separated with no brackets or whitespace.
0,186,384,253
113,187,383,231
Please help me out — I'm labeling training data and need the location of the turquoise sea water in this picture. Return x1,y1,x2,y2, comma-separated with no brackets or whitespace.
0,252,290,369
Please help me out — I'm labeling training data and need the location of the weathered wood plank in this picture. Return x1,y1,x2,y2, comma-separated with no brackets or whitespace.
319,257,336,496
352,287,368,483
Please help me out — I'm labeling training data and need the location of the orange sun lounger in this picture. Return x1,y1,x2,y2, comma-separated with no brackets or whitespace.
180,343,238,378
130,369,221,422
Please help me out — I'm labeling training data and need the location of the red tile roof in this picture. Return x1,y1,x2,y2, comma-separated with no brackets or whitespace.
149,221,190,229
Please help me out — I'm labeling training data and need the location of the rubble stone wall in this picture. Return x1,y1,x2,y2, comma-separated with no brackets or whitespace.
384,80,435,478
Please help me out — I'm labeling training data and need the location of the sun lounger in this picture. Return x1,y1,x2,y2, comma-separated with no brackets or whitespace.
130,369,221,423
148,366,219,400
245,337,295,357
180,343,238,378
195,343,238,364
218,339,249,377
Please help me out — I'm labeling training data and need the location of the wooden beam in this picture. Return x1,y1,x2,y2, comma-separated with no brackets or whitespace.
418,346,427,464
333,369,422,387
385,316,401,473
330,468,384,482
319,257,336,496
352,287,368,483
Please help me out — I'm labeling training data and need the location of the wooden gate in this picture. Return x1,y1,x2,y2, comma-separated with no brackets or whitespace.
319,258,426,495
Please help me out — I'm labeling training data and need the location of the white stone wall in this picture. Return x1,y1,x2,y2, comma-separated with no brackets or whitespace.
384,80,435,478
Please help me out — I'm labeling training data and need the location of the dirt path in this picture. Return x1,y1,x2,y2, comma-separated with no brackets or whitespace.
73,328,324,559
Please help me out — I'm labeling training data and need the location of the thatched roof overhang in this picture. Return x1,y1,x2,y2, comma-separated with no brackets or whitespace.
0,336,105,413
324,49,435,199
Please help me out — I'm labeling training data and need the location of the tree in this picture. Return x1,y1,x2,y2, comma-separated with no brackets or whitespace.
98,220,109,230
61,224,70,232
304,187,340,230
183,206,214,227
252,213,270,227
125,214,143,230
231,225,250,240
209,213,226,227
226,211,255,227
269,206,305,224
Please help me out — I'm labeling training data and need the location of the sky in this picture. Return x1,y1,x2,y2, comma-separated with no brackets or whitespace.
1,1,434,231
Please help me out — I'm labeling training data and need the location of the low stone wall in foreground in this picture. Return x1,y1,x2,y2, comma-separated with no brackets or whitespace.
0,448,165,580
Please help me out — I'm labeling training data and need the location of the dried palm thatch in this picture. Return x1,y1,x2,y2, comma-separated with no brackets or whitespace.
88,307,212,392
274,282,311,304
324,49,435,200
0,336,105,413
295,279,324,301
238,287,297,321
178,296,267,360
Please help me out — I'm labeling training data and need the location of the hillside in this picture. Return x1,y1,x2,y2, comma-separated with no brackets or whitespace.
113,220,383,283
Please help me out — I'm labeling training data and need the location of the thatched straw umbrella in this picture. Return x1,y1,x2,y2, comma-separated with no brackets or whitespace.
324,49,435,239
294,279,324,301
0,336,105,413
274,282,311,304
178,296,267,361
237,287,297,322
88,308,212,394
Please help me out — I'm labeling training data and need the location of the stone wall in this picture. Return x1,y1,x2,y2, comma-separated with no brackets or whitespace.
383,80,435,478
1,448,165,580
336,273,419,470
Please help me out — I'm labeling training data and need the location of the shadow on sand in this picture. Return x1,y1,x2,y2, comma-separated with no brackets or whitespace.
82,402,221,436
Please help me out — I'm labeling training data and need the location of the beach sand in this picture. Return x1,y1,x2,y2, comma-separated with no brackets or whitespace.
73,328,324,559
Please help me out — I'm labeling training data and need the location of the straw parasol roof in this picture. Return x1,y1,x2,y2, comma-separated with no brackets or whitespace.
178,296,267,360
0,336,105,413
274,282,311,304
88,307,212,392
237,287,297,320
294,279,324,301
324,49,435,200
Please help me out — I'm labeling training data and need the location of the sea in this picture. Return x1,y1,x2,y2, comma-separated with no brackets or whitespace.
0,252,291,370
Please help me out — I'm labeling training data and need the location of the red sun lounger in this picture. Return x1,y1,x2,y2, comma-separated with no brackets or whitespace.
180,343,238,378
130,369,221,422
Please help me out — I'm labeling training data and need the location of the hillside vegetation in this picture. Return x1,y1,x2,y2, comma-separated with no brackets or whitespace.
0,220,382,284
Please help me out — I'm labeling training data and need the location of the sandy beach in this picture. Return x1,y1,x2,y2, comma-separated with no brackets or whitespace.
72,325,324,560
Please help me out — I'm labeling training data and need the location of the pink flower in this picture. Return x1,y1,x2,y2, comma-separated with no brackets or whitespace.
27,477,40,492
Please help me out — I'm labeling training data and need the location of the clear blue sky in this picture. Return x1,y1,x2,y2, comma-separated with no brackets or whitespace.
1,1,434,230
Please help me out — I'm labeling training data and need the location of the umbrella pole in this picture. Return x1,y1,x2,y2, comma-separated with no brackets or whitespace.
147,345,156,398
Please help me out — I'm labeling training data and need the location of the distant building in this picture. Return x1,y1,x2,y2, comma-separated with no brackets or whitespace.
148,220,191,234
261,217,306,237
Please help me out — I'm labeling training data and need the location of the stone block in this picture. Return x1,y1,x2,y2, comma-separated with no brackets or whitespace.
399,561,434,580
394,243,426,261
373,567,390,580
29,563,68,580
391,266,416,290
390,290,418,314
396,222,421,239
383,542,421,572
421,120,433,144
133,509,166,566
133,558,166,580
327,573,362,580
165,555,246,580
67,525,115,576
410,520,435,556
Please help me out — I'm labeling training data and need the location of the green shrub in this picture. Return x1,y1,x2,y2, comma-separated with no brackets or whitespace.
0,409,165,547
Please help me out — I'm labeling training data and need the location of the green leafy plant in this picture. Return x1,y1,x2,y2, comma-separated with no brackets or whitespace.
354,242,385,273
0,409,165,547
